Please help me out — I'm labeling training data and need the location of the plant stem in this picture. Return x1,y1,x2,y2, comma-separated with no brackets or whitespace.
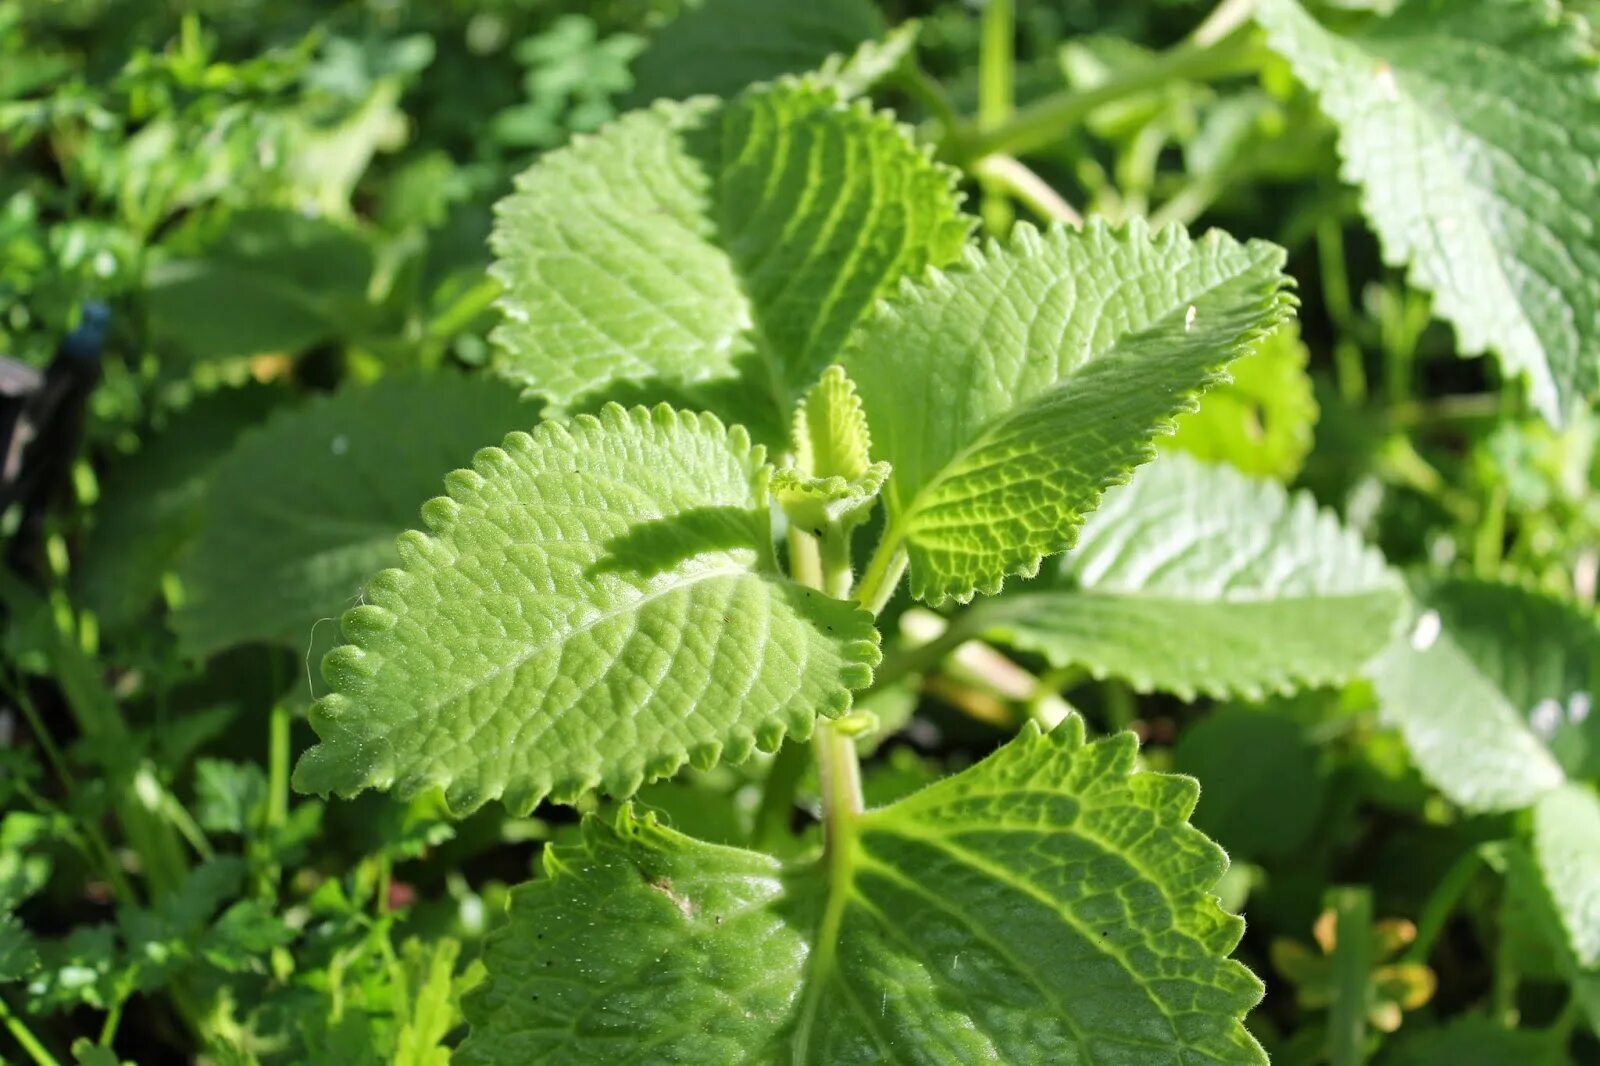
977,0,1016,233
267,698,291,833
751,740,809,850
1406,848,1485,964
958,30,1258,161
815,717,864,857
818,529,855,601
1328,886,1373,1066
853,539,907,617
970,155,1082,227
0,993,61,1066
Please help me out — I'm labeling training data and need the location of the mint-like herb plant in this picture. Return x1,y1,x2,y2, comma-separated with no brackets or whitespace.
279,74,1413,1061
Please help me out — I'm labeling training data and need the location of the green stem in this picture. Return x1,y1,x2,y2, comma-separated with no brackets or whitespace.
970,155,1082,227
752,740,810,850
1328,887,1373,1066
853,539,907,617
958,30,1258,161
874,608,985,691
1406,848,1485,964
267,698,291,834
0,993,62,1066
818,529,855,601
1474,486,1507,577
977,0,1016,233
892,63,961,134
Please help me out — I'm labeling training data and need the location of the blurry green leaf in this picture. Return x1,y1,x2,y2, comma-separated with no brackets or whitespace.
461,719,1264,1064
1532,784,1600,968
194,758,268,836
1164,322,1317,480
1386,1017,1567,1066
173,374,538,656
78,384,286,629
145,210,376,361
1174,707,1325,861
628,0,886,103
1367,578,1600,812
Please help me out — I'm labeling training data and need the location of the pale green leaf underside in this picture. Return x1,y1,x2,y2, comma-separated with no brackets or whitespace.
844,221,1294,605
1367,578,1600,813
1533,784,1600,969
173,376,537,657
626,0,887,104
1257,0,1600,422
460,718,1264,1064
293,404,879,815
491,79,969,443
981,452,1403,700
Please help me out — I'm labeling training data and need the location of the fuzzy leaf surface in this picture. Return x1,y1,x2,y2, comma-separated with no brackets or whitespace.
979,452,1402,699
843,222,1293,605
1257,0,1600,422
293,405,879,815
460,718,1264,1064
491,80,969,443
173,376,537,657
1367,578,1600,812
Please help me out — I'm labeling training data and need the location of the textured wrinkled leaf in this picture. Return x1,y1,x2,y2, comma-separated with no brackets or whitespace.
979,452,1401,698
628,0,888,103
1367,578,1600,812
460,717,1263,1064
1257,0,1600,423
78,384,285,629
490,79,969,443
844,221,1294,605
173,375,538,657
1164,322,1317,480
1533,785,1600,968
294,404,879,815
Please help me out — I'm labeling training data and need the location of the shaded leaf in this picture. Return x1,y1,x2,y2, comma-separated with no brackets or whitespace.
460,718,1264,1064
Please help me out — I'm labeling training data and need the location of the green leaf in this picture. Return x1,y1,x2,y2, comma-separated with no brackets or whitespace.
194,759,268,836
0,915,37,983
1366,577,1600,812
1532,784,1600,968
627,0,887,103
1163,322,1318,480
844,221,1294,605
293,404,879,815
978,452,1401,698
1173,706,1325,861
1256,0,1600,423
490,79,969,443
775,365,891,531
172,374,538,657
77,383,285,629
460,718,1264,1064
1387,1016,1568,1066
145,209,376,361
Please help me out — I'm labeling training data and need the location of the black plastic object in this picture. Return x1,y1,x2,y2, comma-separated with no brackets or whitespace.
1,301,111,575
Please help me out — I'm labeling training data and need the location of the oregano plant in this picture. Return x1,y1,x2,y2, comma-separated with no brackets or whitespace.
279,73,1411,1061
